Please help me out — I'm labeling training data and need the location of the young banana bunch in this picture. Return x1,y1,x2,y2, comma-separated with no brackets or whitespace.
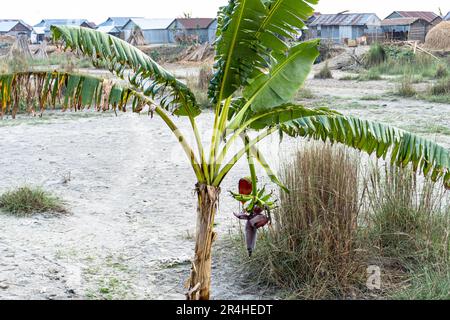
231,178,276,257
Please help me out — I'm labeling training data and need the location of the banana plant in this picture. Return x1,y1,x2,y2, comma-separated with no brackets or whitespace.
1,0,450,300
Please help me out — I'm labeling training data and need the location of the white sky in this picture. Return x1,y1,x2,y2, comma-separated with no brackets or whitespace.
3,0,449,25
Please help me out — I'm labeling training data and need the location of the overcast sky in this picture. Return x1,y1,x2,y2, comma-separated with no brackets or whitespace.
3,0,449,25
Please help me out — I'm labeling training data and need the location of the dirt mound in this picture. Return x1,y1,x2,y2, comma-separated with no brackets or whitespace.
316,46,369,72
425,22,450,51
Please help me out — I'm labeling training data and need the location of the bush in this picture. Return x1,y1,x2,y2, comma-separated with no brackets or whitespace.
0,186,66,216
434,64,449,79
430,78,450,96
396,74,416,97
365,43,386,67
314,63,333,79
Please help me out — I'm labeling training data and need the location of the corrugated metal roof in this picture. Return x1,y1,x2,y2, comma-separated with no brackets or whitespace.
175,18,215,29
381,18,421,26
32,27,46,35
391,11,439,23
35,19,89,27
96,25,121,33
444,12,450,21
98,17,141,28
126,18,174,30
310,13,380,26
0,20,32,32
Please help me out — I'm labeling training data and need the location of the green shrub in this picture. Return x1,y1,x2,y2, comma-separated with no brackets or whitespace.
430,78,450,96
0,186,66,216
434,64,449,79
365,43,386,67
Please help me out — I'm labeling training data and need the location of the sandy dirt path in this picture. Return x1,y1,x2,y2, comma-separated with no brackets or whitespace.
0,111,289,300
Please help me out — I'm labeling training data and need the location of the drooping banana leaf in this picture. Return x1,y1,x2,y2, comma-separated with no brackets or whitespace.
0,72,145,118
51,26,200,117
281,115,450,188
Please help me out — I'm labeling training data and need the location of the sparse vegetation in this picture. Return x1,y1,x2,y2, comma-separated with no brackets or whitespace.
366,44,447,79
435,64,449,79
314,62,333,79
296,87,315,100
396,74,416,97
0,186,66,216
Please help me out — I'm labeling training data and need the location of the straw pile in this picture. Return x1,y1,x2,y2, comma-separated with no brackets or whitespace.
425,21,450,51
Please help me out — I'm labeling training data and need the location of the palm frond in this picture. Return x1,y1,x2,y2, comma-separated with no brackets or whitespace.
51,26,200,117
281,115,450,188
209,0,267,103
0,72,145,118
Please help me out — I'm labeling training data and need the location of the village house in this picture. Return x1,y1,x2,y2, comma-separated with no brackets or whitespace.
308,13,382,44
382,11,442,42
96,17,140,38
32,19,95,43
0,20,32,39
168,18,217,44
121,18,173,44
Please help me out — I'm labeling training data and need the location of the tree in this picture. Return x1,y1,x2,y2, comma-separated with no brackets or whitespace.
1,0,449,300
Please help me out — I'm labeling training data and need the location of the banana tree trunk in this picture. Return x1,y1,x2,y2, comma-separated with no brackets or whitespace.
186,184,220,300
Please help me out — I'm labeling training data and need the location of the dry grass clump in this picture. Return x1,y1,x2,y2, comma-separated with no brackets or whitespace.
314,62,333,79
234,144,450,300
430,77,450,96
434,64,449,79
396,74,416,97
0,186,67,216
238,144,363,298
185,64,213,108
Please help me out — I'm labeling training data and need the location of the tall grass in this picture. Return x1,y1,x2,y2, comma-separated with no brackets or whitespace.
367,45,447,78
233,144,450,299
365,43,386,67
396,74,416,97
364,164,450,266
186,64,213,108
238,144,362,298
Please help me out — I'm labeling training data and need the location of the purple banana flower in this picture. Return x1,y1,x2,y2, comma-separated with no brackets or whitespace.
234,207,270,257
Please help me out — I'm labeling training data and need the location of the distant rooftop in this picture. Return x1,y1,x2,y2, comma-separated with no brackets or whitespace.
174,18,215,29
386,11,440,23
34,19,93,32
98,17,142,28
381,17,424,26
310,13,380,26
125,18,174,30
0,19,32,32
